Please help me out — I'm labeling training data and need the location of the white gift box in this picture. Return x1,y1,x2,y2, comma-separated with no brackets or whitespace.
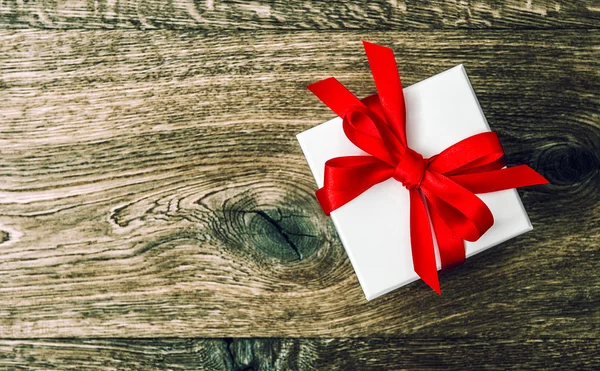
297,65,532,300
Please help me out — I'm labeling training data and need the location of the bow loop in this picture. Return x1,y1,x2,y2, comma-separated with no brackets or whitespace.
420,171,494,242
316,156,393,216
428,132,505,175
342,105,401,166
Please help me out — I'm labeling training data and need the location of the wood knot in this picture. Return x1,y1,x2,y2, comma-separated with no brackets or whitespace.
537,143,599,186
210,186,327,264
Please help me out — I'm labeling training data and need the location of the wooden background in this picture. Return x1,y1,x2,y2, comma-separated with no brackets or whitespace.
0,0,598,369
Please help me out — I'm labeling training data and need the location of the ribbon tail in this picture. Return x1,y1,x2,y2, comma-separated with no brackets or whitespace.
430,207,465,272
362,41,408,148
449,165,549,194
307,77,365,118
410,189,441,294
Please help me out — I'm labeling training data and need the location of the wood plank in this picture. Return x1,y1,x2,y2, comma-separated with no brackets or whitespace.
0,339,233,370
0,338,598,370
0,29,598,338
0,0,599,30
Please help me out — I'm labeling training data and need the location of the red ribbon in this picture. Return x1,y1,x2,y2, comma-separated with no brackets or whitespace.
307,41,548,294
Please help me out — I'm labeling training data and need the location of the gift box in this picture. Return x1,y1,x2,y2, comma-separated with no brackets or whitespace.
297,42,546,300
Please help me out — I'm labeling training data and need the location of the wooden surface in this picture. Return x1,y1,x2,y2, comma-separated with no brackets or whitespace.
1,0,599,30
1,338,598,370
0,0,599,369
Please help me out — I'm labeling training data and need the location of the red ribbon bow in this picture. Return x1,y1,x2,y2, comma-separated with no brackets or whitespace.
308,41,548,294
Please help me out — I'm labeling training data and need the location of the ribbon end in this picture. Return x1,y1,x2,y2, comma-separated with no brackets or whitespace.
415,264,442,295
423,275,442,295
315,188,332,216
307,77,364,119
306,77,336,98
362,40,392,54
527,167,550,186
361,40,375,48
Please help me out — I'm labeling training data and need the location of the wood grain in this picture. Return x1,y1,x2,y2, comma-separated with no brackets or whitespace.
0,29,598,338
0,0,599,30
0,339,233,370
0,338,598,370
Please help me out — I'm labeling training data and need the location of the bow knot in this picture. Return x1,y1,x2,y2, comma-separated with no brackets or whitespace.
307,41,548,294
393,149,428,190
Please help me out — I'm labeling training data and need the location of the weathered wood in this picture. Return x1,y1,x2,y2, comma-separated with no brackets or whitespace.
0,0,599,30
0,339,233,370
0,29,598,338
230,338,600,370
0,338,598,370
